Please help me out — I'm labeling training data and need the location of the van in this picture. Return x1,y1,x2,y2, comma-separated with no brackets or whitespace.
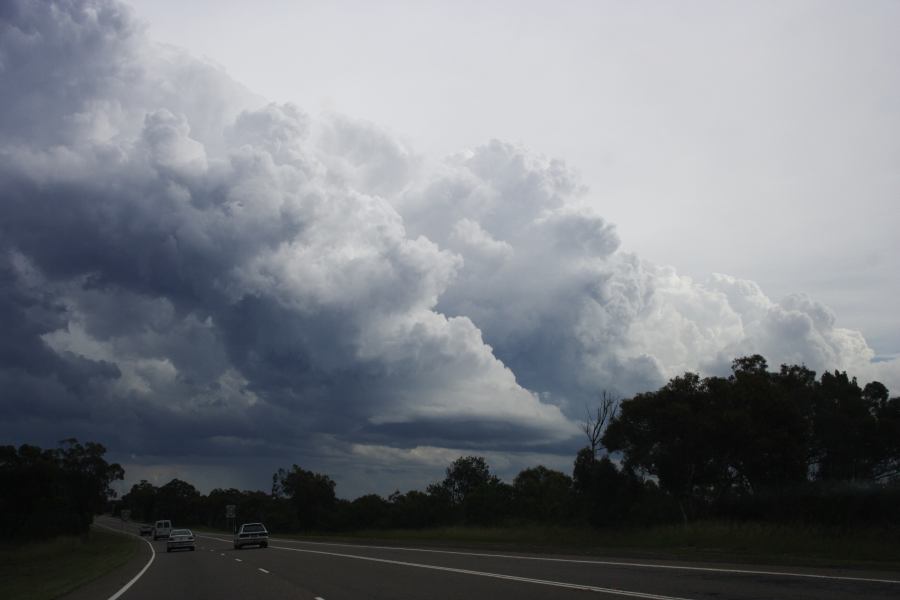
152,519,172,540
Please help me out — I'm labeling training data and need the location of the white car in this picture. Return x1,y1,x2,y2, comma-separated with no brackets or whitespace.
233,522,268,549
166,528,196,552
152,519,172,540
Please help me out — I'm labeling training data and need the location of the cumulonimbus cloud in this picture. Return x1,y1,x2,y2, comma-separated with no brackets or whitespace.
1,0,895,494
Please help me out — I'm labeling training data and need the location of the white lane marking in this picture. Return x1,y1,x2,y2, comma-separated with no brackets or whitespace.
258,568,270,574
262,536,900,585
220,553,226,557
273,544,692,599
235,558,242,562
314,597,326,600
95,523,156,600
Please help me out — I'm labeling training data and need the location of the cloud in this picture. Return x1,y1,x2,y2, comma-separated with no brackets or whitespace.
398,143,899,406
1,0,897,497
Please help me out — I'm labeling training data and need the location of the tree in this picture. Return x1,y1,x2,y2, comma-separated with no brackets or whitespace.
156,478,201,524
603,356,900,526
0,439,123,539
432,456,511,525
727,358,813,491
439,456,498,506
513,466,572,522
571,449,642,526
872,393,900,481
388,490,443,528
121,480,158,522
603,372,738,523
0,443,64,538
582,391,618,461
342,494,390,530
813,371,879,481
273,465,336,530
55,439,125,528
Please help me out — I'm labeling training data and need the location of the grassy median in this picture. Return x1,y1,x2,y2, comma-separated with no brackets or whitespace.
289,521,900,569
0,529,139,600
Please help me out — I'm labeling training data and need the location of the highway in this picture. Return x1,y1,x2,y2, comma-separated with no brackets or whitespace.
72,517,900,600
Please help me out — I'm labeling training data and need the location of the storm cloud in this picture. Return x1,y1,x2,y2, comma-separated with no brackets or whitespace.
2,0,896,496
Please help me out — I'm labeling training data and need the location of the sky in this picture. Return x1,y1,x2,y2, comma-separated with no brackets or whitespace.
1,0,898,499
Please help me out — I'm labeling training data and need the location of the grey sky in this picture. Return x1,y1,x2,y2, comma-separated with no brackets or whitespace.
127,0,900,355
2,0,898,499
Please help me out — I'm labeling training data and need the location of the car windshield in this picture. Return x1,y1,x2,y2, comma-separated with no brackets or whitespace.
171,529,191,536
242,524,266,533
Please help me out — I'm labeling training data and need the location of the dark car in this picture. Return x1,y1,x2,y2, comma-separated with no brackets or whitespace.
139,524,153,536
233,522,268,549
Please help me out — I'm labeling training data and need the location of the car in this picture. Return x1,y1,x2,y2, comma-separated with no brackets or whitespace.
166,528,196,552
139,524,153,536
233,522,268,549
152,519,172,540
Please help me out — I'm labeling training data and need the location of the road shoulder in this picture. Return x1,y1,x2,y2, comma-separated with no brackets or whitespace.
61,526,152,600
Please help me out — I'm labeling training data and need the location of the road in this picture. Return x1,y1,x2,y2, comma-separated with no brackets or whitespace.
74,517,900,600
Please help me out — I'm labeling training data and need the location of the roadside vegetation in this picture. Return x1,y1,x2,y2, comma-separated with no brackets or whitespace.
0,529,137,600
0,440,131,598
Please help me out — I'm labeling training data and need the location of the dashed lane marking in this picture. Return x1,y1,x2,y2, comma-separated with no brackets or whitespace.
258,568,270,574
235,558,242,562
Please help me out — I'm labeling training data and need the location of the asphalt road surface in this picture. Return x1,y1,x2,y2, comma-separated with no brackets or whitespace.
75,517,900,600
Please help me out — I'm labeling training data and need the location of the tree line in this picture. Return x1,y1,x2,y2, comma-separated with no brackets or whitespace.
597,355,900,527
4,355,899,540
0,439,124,539
115,356,899,532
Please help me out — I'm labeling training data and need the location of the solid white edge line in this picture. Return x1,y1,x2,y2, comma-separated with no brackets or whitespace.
95,523,156,600
257,536,900,585
197,535,693,600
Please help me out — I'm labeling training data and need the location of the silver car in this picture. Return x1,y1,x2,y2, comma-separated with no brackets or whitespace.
233,522,268,549
166,528,196,552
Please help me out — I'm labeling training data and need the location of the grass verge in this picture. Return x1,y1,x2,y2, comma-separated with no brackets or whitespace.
0,528,139,600
277,521,900,570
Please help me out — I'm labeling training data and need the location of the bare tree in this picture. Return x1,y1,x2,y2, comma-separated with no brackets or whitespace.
583,390,618,462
